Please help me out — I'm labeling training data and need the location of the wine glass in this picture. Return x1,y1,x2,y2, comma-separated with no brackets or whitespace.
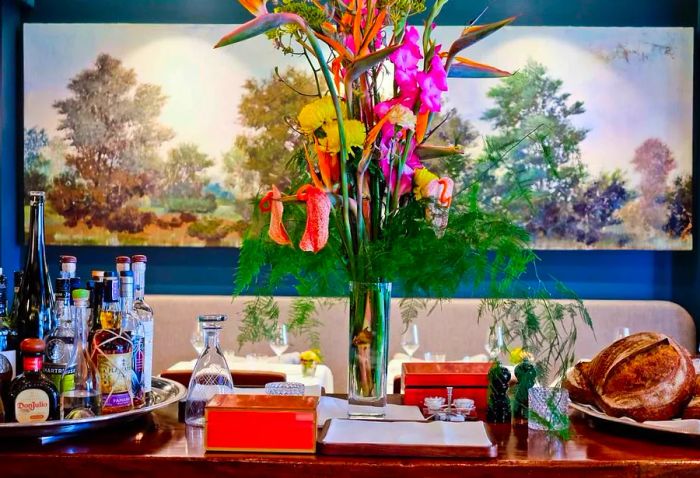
401,324,420,360
190,321,204,356
269,324,289,361
485,324,505,361
613,326,630,342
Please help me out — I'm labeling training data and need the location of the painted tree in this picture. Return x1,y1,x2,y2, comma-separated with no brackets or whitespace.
631,138,676,230
664,175,692,239
49,53,173,232
23,127,51,203
235,67,320,188
162,143,217,214
481,60,588,237
222,145,261,221
569,171,629,245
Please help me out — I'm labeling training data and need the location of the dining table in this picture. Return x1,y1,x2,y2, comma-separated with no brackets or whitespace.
2,395,700,478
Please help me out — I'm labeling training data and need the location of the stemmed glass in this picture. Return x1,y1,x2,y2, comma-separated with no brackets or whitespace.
269,324,289,361
485,324,505,361
614,326,631,342
401,324,420,360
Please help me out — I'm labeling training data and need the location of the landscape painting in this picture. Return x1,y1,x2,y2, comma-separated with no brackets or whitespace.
24,24,692,249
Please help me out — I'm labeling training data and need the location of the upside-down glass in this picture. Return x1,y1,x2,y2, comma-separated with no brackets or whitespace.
269,324,289,361
185,314,234,427
401,324,420,360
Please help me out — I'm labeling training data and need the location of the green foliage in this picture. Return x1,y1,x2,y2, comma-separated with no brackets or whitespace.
24,127,51,203
164,195,217,214
237,296,280,350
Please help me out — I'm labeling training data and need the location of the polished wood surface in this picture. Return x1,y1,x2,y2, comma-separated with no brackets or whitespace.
1,397,700,478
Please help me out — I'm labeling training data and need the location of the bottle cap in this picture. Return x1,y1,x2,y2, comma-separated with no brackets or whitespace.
132,255,147,263
103,271,117,278
103,276,120,302
91,270,105,280
60,255,77,264
116,256,131,264
72,289,90,300
29,191,45,202
20,338,45,353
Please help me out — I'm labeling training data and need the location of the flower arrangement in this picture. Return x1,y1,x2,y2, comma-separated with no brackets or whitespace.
217,0,591,413
300,349,322,376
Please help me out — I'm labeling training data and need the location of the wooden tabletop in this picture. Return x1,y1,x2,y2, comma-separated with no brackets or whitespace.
2,400,700,478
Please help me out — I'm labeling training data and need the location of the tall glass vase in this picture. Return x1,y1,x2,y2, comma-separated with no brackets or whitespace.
348,281,391,418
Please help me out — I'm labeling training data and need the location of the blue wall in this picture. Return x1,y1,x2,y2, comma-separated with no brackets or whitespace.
0,0,698,333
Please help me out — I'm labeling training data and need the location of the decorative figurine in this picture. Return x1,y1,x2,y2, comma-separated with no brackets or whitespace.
513,359,537,420
487,362,512,423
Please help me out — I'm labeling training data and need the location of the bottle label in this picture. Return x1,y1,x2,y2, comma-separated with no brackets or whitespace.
43,363,75,393
132,335,144,404
142,321,153,393
46,337,74,364
97,352,133,409
14,389,50,423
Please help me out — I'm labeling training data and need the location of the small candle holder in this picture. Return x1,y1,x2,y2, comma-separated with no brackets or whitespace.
423,387,477,421
264,381,305,396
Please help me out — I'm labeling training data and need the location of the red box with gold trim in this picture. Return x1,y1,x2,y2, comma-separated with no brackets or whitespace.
205,394,319,453
402,362,493,411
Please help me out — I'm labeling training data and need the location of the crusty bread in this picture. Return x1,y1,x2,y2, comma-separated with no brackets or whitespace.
682,395,700,419
583,332,694,422
563,360,594,405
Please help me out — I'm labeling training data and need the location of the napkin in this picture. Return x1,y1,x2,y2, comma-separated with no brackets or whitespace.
317,396,425,426
322,419,493,447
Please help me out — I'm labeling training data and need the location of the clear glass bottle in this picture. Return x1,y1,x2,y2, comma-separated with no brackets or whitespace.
43,278,75,393
15,192,55,365
131,255,154,401
91,274,133,414
61,289,101,419
185,314,234,427
119,271,145,409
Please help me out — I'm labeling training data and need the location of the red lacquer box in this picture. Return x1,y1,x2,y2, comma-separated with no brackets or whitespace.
205,394,319,453
402,362,493,411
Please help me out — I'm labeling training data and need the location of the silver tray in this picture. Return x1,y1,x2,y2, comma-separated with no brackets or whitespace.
0,376,186,438
571,401,700,437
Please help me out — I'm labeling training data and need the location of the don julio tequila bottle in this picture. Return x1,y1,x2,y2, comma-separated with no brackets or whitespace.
91,275,134,414
8,338,59,423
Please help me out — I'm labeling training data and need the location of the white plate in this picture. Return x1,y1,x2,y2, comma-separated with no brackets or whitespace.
571,401,700,436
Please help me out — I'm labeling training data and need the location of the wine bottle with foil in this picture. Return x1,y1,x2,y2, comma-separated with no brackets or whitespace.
15,192,54,372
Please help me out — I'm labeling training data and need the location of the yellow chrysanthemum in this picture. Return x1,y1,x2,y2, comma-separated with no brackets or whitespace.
509,347,533,365
320,120,366,153
413,167,439,200
297,96,347,134
300,350,322,363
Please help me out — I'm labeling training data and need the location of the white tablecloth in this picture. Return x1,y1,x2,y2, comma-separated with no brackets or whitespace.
167,353,334,394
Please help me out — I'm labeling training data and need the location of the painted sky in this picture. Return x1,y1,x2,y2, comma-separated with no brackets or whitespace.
25,24,693,186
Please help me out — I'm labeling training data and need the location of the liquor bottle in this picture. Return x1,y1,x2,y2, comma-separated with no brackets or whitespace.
116,256,131,274
91,274,134,414
0,268,7,325
119,272,144,408
61,289,101,419
8,338,60,423
88,271,107,353
132,255,153,400
69,277,82,305
15,192,55,358
59,256,77,279
9,271,23,330
43,278,75,393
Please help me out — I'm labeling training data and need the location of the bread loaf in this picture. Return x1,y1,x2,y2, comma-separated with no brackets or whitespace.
566,332,694,421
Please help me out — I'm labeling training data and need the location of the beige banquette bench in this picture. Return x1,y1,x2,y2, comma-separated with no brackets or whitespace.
149,296,696,393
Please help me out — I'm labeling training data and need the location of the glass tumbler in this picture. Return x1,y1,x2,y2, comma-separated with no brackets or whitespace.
185,314,235,427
